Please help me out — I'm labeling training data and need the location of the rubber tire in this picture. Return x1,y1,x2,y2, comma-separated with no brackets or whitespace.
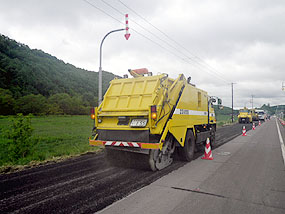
180,130,195,162
148,150,158,172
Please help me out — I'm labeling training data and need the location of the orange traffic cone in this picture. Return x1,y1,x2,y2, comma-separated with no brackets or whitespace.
202,138,213,160
252,123,255,130
242,126,247,136
258,121,261,126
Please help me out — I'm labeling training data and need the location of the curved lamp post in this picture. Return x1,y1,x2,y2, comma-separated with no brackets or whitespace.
98,28,124,106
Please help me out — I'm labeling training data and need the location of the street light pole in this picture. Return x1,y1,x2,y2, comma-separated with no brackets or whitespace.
98,28,124,106
231,82,236,123
232,83,233,122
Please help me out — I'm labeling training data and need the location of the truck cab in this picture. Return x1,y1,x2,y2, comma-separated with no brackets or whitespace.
238,107,252,123
250,109,259,121
255,110,266,121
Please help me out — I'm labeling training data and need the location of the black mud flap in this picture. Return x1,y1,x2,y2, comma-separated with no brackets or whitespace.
97,129,150,142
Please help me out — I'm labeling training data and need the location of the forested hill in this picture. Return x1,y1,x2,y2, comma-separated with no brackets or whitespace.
0,34,118,115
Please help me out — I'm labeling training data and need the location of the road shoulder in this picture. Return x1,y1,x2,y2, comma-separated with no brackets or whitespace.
99,119,285,214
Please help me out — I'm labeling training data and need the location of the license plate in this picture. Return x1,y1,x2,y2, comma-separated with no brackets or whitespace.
130,119,148,127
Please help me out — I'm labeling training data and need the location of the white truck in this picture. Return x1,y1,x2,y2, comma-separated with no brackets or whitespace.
255,109,266,121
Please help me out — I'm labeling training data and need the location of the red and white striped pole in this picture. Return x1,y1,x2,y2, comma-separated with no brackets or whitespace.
124,14,130,40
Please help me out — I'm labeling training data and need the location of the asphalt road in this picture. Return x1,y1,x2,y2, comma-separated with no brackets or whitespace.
100,118,285,214
0,122,255,213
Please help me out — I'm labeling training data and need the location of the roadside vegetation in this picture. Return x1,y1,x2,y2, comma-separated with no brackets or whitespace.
0,112,235,172
214,105,238,126
0,115,100,172
216,114,237,127
0,34,116,115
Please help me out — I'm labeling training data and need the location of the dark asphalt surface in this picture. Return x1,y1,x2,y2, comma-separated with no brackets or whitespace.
0,123,254,213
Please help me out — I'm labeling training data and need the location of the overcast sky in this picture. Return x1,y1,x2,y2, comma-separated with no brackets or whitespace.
0,0,284,109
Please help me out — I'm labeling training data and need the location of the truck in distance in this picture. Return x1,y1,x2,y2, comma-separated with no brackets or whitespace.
250,109,259,121
255,109,266,121
238,107,252,123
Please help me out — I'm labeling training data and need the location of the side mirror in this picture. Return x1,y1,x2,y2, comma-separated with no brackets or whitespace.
187,77,191,84
218,98,222,105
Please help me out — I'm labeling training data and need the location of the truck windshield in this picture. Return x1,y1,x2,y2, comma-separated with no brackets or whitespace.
240,109,249,113
258,112,264,115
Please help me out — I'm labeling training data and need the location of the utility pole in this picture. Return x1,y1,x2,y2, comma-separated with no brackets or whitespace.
275,105,279,117
251,95,254,109
231,83,236,123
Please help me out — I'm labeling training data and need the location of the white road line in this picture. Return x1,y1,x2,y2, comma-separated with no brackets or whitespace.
276,119,285,166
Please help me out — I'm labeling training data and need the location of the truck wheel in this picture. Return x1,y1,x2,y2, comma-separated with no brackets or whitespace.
180,130,195,162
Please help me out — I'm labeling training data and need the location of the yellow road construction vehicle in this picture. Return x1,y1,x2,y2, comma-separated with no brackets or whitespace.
238,107,252,123
89,68,221,171
250,109,258,121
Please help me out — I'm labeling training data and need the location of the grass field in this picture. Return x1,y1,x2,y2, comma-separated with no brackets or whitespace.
0,114,236,170
0,115,100,168
216,114,237,126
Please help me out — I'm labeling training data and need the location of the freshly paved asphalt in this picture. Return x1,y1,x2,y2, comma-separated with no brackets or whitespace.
99,118,285,214
0,122,253,213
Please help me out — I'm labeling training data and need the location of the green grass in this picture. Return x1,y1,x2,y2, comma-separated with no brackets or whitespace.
216,114,237,127
0,115,100,168
0,113,236,170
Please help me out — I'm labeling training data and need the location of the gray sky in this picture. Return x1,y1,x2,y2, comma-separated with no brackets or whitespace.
0,0,284,109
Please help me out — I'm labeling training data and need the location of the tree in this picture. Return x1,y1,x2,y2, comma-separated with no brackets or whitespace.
48,93,88,115
47,103,63,115
5,114,34,161
69,95,88,115
15,94,48,115
82,92,97,107
0,34,117,115
0,88,15,115
48,93,72,114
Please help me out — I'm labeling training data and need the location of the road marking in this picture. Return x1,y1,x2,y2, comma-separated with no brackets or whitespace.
276,119,285,166
171,186,225,198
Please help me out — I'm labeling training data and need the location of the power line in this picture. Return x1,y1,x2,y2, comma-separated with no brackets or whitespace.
117,0,230,83
83,0,124,24
83,0,187,62
99,0,192,60
83,0,229,83
84,0,195,62
100,0,229,83
131,29,190,62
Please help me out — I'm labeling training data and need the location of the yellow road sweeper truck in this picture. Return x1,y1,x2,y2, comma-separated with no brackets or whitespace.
89,68,221,171
238,107,252,123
